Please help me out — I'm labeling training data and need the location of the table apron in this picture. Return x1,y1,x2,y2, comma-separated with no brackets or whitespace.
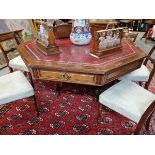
30,59,142,86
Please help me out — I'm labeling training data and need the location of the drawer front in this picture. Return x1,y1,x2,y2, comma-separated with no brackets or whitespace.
38,70,101,85
106,61,142,83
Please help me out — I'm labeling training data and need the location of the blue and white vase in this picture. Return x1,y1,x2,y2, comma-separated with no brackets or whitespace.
70,19,92,45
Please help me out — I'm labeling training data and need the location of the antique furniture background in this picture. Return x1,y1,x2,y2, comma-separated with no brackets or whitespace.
118,19,141,29
32,19,72,39
0,30,29,76
17,38,145,87
119,19,132,27
127,32,138,42
0,71,39,114
54,23,72,39
0,19,34,34
119,44,155,82
89,20,118,37
140,19,155,43
99,56,155,134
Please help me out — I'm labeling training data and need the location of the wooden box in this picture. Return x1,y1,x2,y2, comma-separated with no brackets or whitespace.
90,28,123,58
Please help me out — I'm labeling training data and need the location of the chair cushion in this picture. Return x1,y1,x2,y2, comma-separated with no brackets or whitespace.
9,56,29,72
99,80,155,123
119,65,150,82
0,71,34,105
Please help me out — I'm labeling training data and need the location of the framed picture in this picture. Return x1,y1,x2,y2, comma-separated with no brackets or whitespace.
90,28,123,58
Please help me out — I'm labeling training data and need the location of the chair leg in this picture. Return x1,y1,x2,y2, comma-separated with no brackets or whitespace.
55,82,62,96
33,95,39,116
145,113,152,131
114,79,119,84
139,82,142,86
140,32,147,40
98,104,102,120
9,67,13,72
27,72,39,116
26,72,32,84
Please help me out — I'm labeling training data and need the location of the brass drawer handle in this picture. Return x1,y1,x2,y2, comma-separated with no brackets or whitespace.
61,73,71,81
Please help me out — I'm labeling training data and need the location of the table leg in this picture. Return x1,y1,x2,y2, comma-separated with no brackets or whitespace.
55,82,62,96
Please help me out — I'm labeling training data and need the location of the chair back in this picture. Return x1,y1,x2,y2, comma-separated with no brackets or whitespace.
144,56,155,89
0,30,23,68
0,30,23,44
143,45,155,66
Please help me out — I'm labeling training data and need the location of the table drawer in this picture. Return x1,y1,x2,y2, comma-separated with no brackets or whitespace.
38,70,101,85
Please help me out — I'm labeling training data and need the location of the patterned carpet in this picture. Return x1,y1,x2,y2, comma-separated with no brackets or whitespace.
0,71,155,135
0,80,135,135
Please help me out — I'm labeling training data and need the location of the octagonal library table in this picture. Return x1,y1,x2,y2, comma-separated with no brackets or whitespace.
17,38,146,86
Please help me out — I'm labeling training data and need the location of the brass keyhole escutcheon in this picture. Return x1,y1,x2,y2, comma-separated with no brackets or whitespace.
62,73,71,81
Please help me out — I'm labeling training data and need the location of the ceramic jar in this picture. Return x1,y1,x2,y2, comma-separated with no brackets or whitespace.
70,19,92,45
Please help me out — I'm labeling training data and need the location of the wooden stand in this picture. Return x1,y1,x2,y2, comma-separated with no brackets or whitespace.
36,40,59,55
90,46,122,58
36,27,60,56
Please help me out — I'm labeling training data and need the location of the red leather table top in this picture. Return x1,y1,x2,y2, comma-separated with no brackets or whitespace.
24,38,138,67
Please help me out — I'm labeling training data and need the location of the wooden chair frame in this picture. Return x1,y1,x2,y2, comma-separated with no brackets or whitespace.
134,100,155,134
134,56,155,134
136,45,155,87
0,30,23,71
143,48,155,89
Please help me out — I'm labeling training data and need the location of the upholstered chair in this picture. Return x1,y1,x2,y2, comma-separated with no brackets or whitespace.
0,30,29,77
119,44,155,82
99,57,155,134
128,32,138,42
0,71,39,115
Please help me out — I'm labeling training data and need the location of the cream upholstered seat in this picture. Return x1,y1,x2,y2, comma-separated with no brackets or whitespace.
0,71,34,105
99,80,155,123
119,45,155,82
119,65,150,82
9,55,29,72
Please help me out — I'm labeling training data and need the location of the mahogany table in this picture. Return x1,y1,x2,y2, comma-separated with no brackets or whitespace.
17,38,146,86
